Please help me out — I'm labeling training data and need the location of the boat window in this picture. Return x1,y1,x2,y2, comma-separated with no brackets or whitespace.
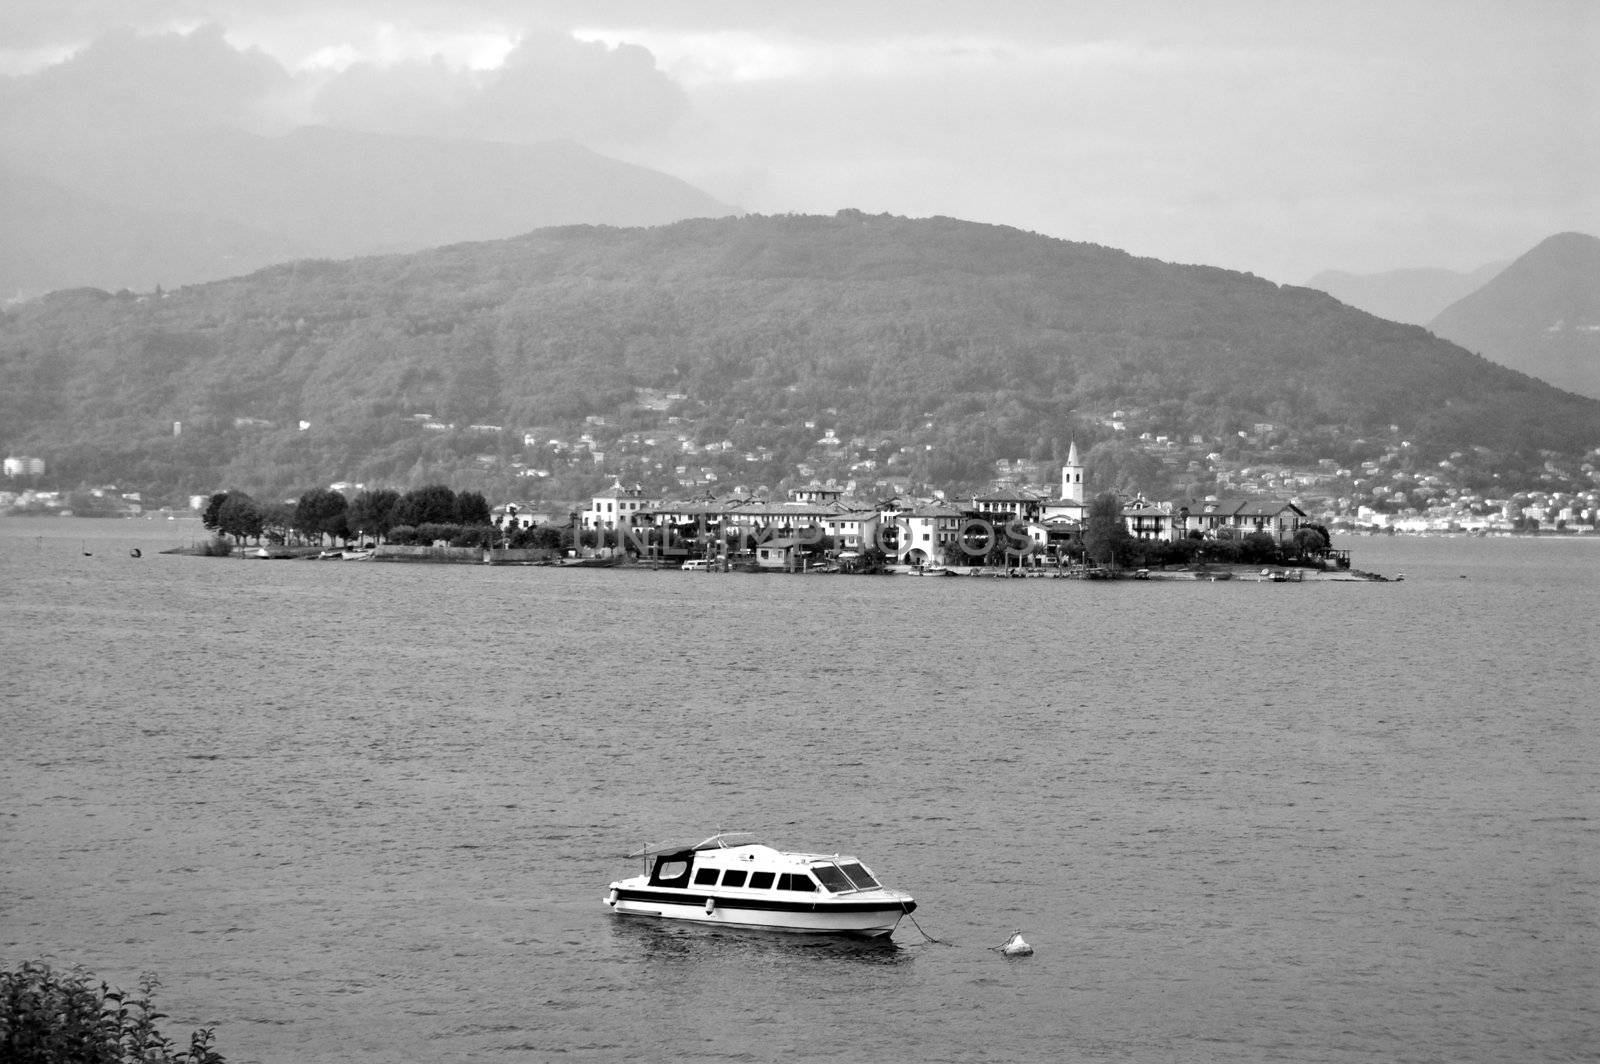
837,862,880,889
809,864,855,893
721,869,747,888
693,868,719,886
748,871,774,890
777,873,816,892
650,857,692,887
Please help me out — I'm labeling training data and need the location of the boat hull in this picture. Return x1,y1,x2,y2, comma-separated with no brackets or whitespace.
607,886,913,936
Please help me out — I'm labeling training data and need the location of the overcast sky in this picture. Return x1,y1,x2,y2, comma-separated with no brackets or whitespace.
2,0,1594,282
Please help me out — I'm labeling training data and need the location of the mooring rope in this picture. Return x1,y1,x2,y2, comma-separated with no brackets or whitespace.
906,911,955,945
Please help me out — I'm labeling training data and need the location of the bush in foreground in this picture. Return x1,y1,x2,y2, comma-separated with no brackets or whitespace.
0,960,224,1064
198,537,234,557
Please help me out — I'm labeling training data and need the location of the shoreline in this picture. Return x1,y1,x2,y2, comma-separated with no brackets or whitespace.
152,544,1391,580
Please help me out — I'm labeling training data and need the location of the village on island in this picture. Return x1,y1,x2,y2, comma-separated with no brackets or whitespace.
361,443,1355,580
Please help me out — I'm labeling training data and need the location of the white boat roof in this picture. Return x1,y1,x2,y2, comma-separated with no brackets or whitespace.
625,831,756,859
692,832,758,851
699,844,844,867
626,832,868,866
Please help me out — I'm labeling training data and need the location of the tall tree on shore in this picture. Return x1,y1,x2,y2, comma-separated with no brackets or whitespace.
454,490,492,526
393,484,456,527
261,501,295,545
348,488,400,544
201,490,263,543
295,487,349,545
215,492,264,544
200,491,230,533
1083,492,1135,568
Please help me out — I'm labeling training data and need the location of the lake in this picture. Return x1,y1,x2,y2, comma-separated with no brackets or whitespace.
2,518,1596,1063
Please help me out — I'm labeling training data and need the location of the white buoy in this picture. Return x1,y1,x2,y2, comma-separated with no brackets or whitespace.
1000,931,1033,956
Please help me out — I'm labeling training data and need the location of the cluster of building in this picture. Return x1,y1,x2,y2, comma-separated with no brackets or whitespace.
460,396,1600,536
500,444,1311,566
1312,448,1600,533
0,481,143,517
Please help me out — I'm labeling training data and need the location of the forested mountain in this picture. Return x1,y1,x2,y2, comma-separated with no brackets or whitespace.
1305,260,1507,327
1428,232,1600,401
0,126,736,298
2,211,1596,506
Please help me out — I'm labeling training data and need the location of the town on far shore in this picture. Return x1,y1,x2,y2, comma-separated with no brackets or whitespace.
534,442,1340,572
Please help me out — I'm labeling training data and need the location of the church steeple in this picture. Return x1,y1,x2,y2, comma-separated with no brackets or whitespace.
1061,441,1084,504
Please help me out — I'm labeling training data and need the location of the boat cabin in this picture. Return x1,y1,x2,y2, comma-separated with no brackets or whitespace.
645,844,883,896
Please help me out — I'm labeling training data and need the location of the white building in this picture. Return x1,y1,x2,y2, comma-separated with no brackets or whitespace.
584,480,653,533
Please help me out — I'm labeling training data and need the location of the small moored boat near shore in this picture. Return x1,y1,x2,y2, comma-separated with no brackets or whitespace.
604,832,916,937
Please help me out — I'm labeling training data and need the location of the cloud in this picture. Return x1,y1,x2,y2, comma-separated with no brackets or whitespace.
308,57,479,137
468,31,687,143
309,29,687,145
0,19,689,148
0,23,290,137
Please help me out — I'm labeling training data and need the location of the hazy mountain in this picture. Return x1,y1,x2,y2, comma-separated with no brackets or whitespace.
0,164,313,299
1305,260,1508,326
1,211,1595,503
1428,233,1600,401
0,125,738,296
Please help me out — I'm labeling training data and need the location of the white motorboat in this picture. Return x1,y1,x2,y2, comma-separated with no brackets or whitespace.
604,832,916,937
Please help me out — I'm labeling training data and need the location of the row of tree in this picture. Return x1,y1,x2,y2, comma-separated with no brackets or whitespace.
200,484,494,546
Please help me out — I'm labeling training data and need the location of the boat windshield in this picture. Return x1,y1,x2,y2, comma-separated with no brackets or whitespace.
809,861,881,893
837,862,880,889
809,864,855,892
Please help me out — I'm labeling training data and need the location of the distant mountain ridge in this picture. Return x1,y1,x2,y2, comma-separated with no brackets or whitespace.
0,125,738,298
1427,232,1600,400
0,164,315,298
1305,260,1508,327
1,212,1595,503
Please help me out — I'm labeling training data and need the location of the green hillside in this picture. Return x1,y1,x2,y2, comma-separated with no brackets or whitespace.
2,211,1596,506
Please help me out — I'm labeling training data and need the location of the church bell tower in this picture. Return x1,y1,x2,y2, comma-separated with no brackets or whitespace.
1060,441,1085,504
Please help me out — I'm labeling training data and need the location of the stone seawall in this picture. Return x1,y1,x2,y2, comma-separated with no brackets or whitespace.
372,544,481,563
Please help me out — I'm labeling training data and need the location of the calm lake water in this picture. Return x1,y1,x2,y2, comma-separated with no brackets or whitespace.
3,518,1597,1063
